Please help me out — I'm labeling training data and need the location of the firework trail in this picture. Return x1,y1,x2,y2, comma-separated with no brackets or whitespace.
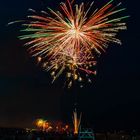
12,0,128,87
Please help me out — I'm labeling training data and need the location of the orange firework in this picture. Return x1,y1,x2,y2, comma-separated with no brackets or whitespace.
16,0,128,87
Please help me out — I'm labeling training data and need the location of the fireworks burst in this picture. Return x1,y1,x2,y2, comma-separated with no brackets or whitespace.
13,0,128,87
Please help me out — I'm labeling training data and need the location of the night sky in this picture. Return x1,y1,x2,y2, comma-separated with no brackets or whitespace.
0,0,140,130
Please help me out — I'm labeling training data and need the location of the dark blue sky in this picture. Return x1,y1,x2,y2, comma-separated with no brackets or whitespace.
0,0,140,130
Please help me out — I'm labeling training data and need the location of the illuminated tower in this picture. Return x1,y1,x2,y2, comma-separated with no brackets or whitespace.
72,108,82,135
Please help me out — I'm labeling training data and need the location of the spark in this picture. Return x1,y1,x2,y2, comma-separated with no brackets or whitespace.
73,108,82,135
17,0,128,87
